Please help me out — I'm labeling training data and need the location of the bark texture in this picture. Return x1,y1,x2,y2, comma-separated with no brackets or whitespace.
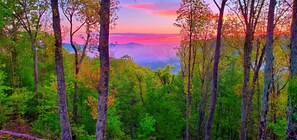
238,0,265,139
50,0,72,139
205,0,227,139
286,0,297,139
241,29,253,140
186,3,193,140
96,0,110,139
259,0,276,139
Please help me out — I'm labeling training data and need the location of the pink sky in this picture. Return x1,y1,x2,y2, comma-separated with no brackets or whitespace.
62,0,218,66
63,0,216,45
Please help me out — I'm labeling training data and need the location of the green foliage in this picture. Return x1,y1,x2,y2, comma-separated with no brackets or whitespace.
138,114,156,140
213,56,242,139
145,77,185,139
8,88,34,116
72,125,95,140
288,77,297,122
31,75,60,139
268,118,287,137
106,104,127,140
0,70,11,126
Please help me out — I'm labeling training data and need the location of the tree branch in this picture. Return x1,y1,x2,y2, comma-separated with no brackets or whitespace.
213,0,221,10
0,130,43,140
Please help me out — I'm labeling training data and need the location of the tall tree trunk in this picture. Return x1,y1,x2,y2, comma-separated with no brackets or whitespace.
259,0,276,139
137,76,145,106
239,0,265,139
286,0,297,139
205,1,227,139
197,88,207,140
186,3,193,140
241,28,253,140
11,25,18,91
31,40,39,96
73,50,79,123
247,39,265,138
50,0,72,139
96,0,110,139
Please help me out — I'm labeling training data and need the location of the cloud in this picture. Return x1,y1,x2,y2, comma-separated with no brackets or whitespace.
152,10,177,17
122,2,154,10
121,2,179,17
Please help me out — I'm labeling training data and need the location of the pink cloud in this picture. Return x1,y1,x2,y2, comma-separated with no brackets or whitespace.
122,2,178,17
122,3,154,10
152,10,177,17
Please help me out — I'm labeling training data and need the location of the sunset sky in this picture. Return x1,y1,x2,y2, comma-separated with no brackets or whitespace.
64,0,217,45
109,0,216,44
114,0,216,34
63,0,217,67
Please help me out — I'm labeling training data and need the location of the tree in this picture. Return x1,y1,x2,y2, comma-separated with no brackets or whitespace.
96,0,111,139
61,0,94,123
259,0,276,139
233,0,265,139
175,0,211,139
176,1,194,139
286,0,297,139
8,0,48,95
205,0,227,139
50,0,72,139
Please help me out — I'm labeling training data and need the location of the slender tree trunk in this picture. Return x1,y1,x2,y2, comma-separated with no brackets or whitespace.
50,0,72,139
259,0,276,139
186,35,192,140
241,29,253,140
205,1,226,139
247,39,265,138
186,3,193,140
96,0,110,139
73,50,79,123
239,0,265,138
286,0,297,139
197,88,207,140
197,105,205,139
137,76,145,106
11,46,17,88
11,23,18,90
31,40,39,96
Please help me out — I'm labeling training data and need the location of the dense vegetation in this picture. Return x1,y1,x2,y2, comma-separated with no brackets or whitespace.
0,0,296,139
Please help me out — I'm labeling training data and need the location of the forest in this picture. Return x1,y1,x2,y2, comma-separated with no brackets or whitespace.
0,0,297,139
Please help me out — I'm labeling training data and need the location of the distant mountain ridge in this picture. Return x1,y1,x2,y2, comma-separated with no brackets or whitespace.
63,42,180,71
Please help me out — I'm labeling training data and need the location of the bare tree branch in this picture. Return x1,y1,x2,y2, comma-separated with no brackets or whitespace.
0,130,43,140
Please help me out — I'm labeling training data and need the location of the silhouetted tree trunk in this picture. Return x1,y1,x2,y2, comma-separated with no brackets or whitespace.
247,39,265,137
50,0,72,139
186,3,193,140
241,28,253,140
238,0,265,139
259,0,276,139
32,40,38,96
286,0,297,139
205,0,227,139
11,22,18,91
96,0,111,139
